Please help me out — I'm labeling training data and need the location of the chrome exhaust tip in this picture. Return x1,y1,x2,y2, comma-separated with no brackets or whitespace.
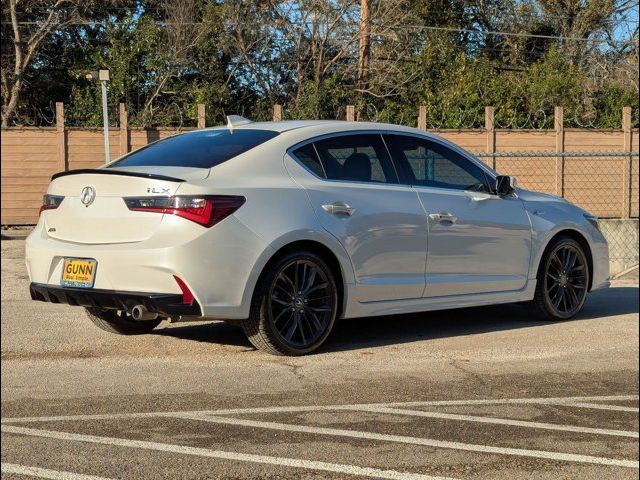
131,304,158,321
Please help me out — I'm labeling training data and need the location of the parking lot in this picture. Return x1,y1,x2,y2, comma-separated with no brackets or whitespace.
1,237,638,479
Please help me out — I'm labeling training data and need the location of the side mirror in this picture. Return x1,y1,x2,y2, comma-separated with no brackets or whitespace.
495,175,517,196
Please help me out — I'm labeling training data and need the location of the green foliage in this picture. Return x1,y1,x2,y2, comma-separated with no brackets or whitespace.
4,0,638,129
286,75,357,120
64,6,232,127
589,85,640,129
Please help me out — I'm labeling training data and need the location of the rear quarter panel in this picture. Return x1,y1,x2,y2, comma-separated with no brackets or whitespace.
174,138,356,318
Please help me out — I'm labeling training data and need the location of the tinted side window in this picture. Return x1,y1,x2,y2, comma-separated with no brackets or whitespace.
313,134,398,184
385,134,490,192
109,129,279,169
291,143,326,178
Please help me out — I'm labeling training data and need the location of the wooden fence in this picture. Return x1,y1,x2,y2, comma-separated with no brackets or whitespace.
1,103,638,225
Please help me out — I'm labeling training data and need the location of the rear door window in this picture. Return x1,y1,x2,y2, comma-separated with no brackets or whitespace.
109,129,279,169
291,143,326,178
312,134,399,184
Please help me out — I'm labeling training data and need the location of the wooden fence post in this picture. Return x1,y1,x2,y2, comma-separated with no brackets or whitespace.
622,106,632,218
119,103,129,156
197,104,206,129
554,106,565,197
346,105,355,122
417,105,427,131
273,104,282,122
55,102,67,172
485,107,495,169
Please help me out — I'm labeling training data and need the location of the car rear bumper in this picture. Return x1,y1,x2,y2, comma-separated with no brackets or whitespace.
25,213,272,319
29,282,202,317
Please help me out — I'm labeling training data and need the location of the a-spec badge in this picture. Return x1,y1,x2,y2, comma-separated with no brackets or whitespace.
80,186,96,206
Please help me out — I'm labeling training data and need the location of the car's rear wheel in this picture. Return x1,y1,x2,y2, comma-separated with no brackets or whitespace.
85,307,162,335
242,250,338,355
531,236,589,320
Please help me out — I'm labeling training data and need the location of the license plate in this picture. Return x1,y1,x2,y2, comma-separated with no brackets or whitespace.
61,258,97,288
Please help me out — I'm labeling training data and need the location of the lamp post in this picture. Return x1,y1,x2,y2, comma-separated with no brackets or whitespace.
86,70,111,163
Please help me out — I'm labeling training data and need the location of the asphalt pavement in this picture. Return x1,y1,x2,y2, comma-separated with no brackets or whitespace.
1,238,638,479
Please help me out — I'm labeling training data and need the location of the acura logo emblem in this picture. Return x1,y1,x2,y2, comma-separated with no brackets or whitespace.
80,186,96,206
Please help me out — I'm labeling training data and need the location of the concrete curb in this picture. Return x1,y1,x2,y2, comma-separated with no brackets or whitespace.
1,229,32,240
611,264,639,280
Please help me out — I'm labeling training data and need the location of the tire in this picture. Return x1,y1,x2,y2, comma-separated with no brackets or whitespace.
530,236,590,320
85,307,161,335
241,250,338,355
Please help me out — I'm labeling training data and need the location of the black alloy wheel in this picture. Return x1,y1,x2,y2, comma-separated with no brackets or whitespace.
544,243,588,316
531,236,590,320
269,258,334,348
242,250,338,355
85,307,161,335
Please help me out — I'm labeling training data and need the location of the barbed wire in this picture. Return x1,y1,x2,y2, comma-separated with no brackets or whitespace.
9,103,57,127
6,99,638,130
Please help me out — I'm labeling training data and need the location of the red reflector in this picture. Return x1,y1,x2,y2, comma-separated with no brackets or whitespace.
124,195,245,227
173,276,194,305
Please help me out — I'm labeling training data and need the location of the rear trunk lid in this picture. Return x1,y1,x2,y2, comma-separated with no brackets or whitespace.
43,167,206,244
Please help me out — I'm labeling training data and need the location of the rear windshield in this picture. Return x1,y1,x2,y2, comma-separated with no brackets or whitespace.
108,129,279,169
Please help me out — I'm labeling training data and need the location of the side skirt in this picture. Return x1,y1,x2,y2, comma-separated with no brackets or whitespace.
343,280,537,319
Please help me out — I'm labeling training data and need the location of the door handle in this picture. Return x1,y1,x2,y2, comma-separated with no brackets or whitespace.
322,201,356,216
428,212,457,224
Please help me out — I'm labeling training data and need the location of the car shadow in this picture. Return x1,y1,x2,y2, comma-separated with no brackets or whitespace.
323,285,638,353
153,321,250,348
153,286,638,353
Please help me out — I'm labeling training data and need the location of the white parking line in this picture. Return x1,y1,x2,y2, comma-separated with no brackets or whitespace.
1,412,161,425
188,394,640,416
2,394,637,424
174,414,639,469
1,462,115,480
344,406,639,438
1,425,457,480
377,395,640,409
555,402,639,413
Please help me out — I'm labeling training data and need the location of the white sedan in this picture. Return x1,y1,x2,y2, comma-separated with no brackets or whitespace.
26,117,610,355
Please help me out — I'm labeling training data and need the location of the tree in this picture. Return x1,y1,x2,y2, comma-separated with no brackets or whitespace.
63,0,230,127
2,0,91,126
1,0,637,128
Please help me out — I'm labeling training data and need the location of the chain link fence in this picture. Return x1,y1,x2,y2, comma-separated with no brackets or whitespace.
474,150,639,276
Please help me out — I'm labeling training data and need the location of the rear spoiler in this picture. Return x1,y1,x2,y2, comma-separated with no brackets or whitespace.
51,169,185,182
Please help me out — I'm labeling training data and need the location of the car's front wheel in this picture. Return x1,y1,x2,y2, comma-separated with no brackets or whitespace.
85,307,162,335
242,250,338,355
531,236,590,320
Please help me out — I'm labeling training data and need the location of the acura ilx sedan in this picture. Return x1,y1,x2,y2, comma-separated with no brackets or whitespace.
27,117,609,355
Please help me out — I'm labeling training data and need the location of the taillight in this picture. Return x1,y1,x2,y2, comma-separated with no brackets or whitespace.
123,195,245,227
40,194,64,214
